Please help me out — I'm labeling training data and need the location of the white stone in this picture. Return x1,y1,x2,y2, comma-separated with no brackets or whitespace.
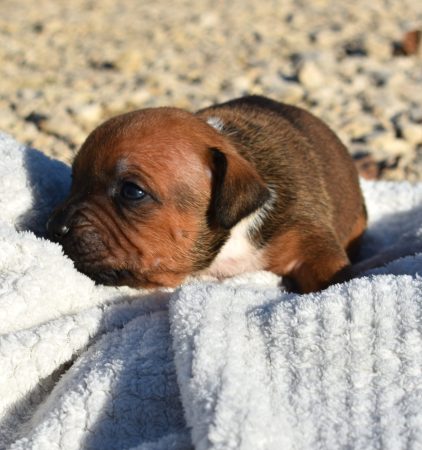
369,132,413,156
298,60,325,89
366,35,391,59
72,104,103,124
402,122,422,145
115,49,143,74
0,108,17,127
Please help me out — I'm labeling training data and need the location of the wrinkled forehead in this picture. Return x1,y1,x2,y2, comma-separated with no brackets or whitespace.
72,108,215,190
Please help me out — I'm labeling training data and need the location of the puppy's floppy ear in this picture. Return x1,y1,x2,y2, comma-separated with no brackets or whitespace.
208,147,270,229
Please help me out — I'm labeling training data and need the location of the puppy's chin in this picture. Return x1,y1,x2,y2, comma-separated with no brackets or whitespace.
74,263,149,288
56,229,140,287
79,265,133,287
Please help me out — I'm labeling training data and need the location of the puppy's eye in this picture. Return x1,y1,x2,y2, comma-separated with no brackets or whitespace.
120,182,146,201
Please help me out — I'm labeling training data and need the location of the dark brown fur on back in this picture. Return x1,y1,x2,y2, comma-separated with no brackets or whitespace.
197,96,367,292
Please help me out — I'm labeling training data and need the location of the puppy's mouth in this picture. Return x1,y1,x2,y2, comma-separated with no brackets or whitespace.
76,263,162,289
53,223,162,289
78,265,135,286
57,232,138,287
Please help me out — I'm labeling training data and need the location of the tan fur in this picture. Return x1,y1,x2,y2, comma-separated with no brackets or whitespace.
47,96,367,293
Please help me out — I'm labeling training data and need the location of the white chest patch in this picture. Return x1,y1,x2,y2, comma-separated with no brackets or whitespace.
203,210,267,278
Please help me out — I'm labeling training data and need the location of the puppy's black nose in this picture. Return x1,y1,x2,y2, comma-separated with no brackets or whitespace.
47,211,71,240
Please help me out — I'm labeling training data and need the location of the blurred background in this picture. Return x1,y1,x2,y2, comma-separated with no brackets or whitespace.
0,0,421,180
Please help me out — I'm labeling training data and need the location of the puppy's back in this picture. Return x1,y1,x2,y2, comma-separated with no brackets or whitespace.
197,95,366,249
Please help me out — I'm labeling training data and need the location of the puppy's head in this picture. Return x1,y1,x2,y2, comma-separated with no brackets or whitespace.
47,108,269,288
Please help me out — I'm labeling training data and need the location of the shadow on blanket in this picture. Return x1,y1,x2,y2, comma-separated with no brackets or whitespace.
17,148,71,236
80,299,189,450
353,205,422,277
0,360,74,446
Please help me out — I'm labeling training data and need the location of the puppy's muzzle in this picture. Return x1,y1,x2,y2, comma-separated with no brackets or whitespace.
47,202,101,251
46,203,130,285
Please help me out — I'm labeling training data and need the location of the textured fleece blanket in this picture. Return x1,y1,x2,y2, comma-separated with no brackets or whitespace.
1,132,422,450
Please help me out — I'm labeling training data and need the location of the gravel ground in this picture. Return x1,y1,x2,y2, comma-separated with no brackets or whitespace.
1,0,422,180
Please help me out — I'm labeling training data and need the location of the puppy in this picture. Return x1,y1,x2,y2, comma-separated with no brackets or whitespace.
47,96,367,293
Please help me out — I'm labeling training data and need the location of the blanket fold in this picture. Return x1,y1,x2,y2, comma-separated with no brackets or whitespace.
170,274,422,450
1,131,422,450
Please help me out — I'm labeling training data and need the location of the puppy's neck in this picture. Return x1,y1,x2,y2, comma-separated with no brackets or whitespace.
202,192,275,278
201,114,276,278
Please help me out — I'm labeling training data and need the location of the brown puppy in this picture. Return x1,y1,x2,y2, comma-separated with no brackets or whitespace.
47,96,366,293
